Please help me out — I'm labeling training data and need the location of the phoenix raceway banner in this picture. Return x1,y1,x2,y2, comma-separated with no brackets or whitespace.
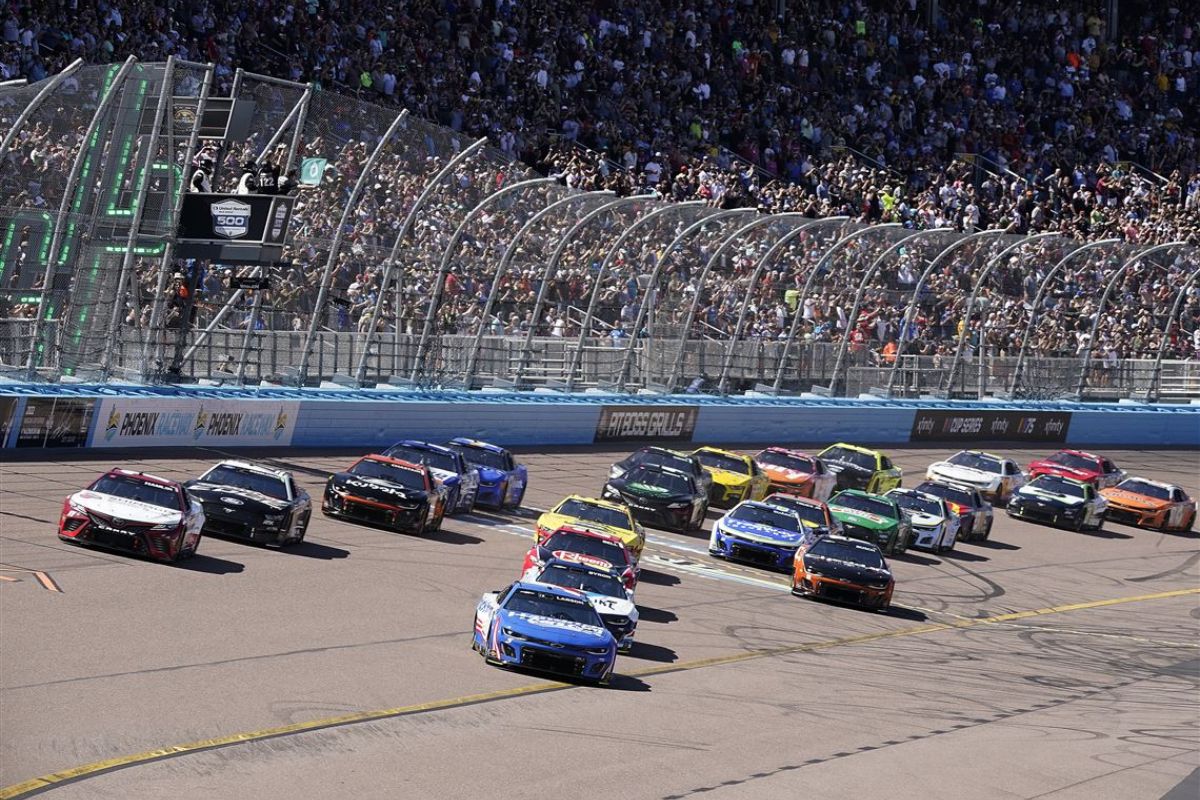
910,409,1072,443
594,405,699,443
92,398,299,448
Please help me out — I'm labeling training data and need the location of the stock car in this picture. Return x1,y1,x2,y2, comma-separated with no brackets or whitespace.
914,480,994,542
1007,475,1108,531
708,500,815,571
59,468,204,562
1027,449,1126,489
609,447,712,498
692,446,771,508
827,490,911,555
445,438,526,510
533,557,639,652
925,450,1026,502
1101,478,1196,532
382,440,479,514
792,535,894,611
817,443,903,494
521,524,639,591
322,455,446,534
535,495,645,560
762,493,841,537
472,581,618,684
185,461,311,547
601,463,708,532
885,487,959,553
754,447,837,501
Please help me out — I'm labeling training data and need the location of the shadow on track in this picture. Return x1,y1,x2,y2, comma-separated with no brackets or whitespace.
626,641,678,663
978,539,1021,551
940,548,990,563
176,554,245,574
637,569,682,587
431,528,486,546
637,606,679,624
894,551,942,566
608,674,652,692
1076,527,1134,540
887,605,929,622
281,541,350,560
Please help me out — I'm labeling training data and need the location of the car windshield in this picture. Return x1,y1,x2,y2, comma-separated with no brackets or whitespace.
1046,452,1099,471
727,504,801,533
807,538,886,569
199,465,289,500
537,564,625,598
627,449,696,474
832,494,896,518
447,443,509,471
918,482,975,506
384,444,457,473
348,459,428,489
504,588,601,626
947,451,1003,473
756,451,816,472
90,474,182,510
821,446,877,471
544,532,627,563
890,492,942,516
1115,479,1171,500
1029,475,1086,498
695,450,749,474
555,499,631,529
765,496,828,525
625,467,693,494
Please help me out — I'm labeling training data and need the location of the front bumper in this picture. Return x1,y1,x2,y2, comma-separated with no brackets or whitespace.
323,492,428,532
474,481,506,509
710,528,797,571
908,524,945,551
622,500,693,531
1006,501,1080,528
487,629,614,681
767,480,812,498
1104,505,1158,528
792,573,890,609
200,508,286,544
59,516,182,562
838,521,893,550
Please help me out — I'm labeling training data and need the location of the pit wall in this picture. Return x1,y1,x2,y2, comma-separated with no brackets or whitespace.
2,385,1197,451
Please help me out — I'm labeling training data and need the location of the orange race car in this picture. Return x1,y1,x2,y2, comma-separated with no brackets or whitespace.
1100,477,1196,532
754,448,837,501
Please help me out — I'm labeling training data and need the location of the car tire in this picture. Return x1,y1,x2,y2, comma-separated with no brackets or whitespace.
980,518,992,541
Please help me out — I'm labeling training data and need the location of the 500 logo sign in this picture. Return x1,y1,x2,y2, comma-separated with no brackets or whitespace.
95,399,298,447
911,409,1071,443
595,405,699,443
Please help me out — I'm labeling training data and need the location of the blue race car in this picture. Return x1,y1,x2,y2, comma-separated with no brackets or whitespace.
708,499,814,571
445,438,527,510
472,581,617,684
383,440,479,514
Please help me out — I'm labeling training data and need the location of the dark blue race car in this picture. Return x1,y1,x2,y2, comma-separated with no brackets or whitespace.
383,440,479,515
445,438,527,510
471,581,617,684
708,499,814,571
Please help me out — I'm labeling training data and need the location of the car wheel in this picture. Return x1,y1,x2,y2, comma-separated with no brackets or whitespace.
980,518,992,541
429,507,444,533
1072,513,1085,532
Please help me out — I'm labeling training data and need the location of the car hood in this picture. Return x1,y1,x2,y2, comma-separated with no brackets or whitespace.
829,507,895,530
582,593,637,619
1099,489,1167,509
824,460,872,475
70,490,183,526
718,516,806,545
537,547,621,573
499,609,610,647
537,512,633,542
929,463,1000,486
804,554,891,586
187,481,291,512
703,468,752,486
1015,486,1085,506
904,510,945,527
609,480,690,505
761,466,815,484
471,465,508,483
330,474,427,504
1030,462,1099,481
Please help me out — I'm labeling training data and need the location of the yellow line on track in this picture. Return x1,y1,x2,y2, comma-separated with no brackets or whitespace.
3,586,1196,799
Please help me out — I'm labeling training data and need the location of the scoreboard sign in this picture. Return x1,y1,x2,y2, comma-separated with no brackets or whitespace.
176,193,294,264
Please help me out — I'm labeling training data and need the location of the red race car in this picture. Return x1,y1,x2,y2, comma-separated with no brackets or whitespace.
59,468,205,562
1027,449,1126,489
520,524,638,591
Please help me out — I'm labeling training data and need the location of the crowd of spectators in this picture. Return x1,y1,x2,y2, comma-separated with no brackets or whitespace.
1,0,1198,384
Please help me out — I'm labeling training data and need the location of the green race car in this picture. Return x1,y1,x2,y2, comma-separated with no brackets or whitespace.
828,489,911,555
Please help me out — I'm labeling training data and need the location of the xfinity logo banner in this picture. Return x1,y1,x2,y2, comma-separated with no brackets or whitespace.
911,409,1071,443
210,199,252,238
595,405,699,442
93,398,299,448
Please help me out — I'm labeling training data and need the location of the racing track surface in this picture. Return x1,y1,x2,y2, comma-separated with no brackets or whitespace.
1,445,1198,799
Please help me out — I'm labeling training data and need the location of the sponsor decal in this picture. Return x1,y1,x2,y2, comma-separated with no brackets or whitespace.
210,199,252,238
16,398,95,448
94,399,298,448
911,410,1071,443
594,405,698,443
220,497,244,506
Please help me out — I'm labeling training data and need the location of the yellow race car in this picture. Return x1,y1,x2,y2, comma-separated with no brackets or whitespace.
535,495,645,559
691,447,771,508
818,443,903,495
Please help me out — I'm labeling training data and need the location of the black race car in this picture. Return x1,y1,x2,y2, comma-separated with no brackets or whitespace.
186,460,311,547
602,463,708,532
323,454,446,534
608,447,713,498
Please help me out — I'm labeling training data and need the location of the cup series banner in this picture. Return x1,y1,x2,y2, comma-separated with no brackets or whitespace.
594,405,699,443
910,409,1072,443
92,398,299,448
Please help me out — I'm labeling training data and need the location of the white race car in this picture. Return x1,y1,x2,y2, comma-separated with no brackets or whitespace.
886,487,960,553
532,557,639,652
926,450,1026,502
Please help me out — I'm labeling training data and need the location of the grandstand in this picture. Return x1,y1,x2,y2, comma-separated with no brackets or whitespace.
0,0,1197,400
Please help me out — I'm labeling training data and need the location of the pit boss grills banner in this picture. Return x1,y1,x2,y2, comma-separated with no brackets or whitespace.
594,405,699,443
910,409,1072,443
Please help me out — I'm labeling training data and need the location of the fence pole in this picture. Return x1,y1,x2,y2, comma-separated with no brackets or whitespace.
564,201,705,391
295,108,409,386
1147,266,1200,402
0,59,85,165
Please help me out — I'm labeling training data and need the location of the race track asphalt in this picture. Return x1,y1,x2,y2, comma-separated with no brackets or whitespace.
1,444,1197,799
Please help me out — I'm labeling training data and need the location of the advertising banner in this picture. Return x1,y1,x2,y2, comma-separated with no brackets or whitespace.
0,397,17,447
594,405,699,443
93,398,298,448
16,397,96,448
910,409,1072,443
